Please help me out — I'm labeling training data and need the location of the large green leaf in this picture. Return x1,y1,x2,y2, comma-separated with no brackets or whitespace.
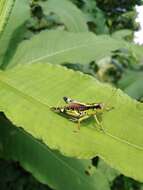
8,30,143,69
40,0,88,32
0,0,29,69
0,63,143,181
0,114,110,190
8,31,143,69
0,0,15,36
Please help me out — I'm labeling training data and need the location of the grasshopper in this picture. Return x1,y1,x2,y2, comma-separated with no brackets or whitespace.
51,96,113,131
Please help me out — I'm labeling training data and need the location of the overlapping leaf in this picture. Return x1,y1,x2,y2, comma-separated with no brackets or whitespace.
0,0,15,36
118,70,143,99
8,31,143,69
0,0,29,69
7,30,143,69
40,0,88,32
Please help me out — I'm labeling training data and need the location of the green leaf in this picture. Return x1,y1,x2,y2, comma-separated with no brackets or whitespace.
112,29,133,40
97,159,120,183
0,63,143,181
0,0,15,37
0,114,110,190
8,30,143,69
0,0,30,69
93,8,109,34
40,0,88,32
118,70,143,100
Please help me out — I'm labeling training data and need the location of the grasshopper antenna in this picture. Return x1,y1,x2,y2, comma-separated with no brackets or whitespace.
105,88,117,111
50,98,63,111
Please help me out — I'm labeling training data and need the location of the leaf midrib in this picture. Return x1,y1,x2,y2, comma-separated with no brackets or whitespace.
28,42,94,65
0,75,50,110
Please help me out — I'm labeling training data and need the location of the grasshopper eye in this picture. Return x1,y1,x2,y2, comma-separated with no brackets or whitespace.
63,97,68,102
63,97,73,103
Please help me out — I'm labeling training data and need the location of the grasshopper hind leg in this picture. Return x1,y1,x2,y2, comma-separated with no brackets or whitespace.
68,117,80,131
94,115,106,133
77,115,91,130
70,115,90,131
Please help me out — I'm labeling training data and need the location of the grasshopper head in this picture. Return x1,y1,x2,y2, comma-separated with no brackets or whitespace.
93,103,105,113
